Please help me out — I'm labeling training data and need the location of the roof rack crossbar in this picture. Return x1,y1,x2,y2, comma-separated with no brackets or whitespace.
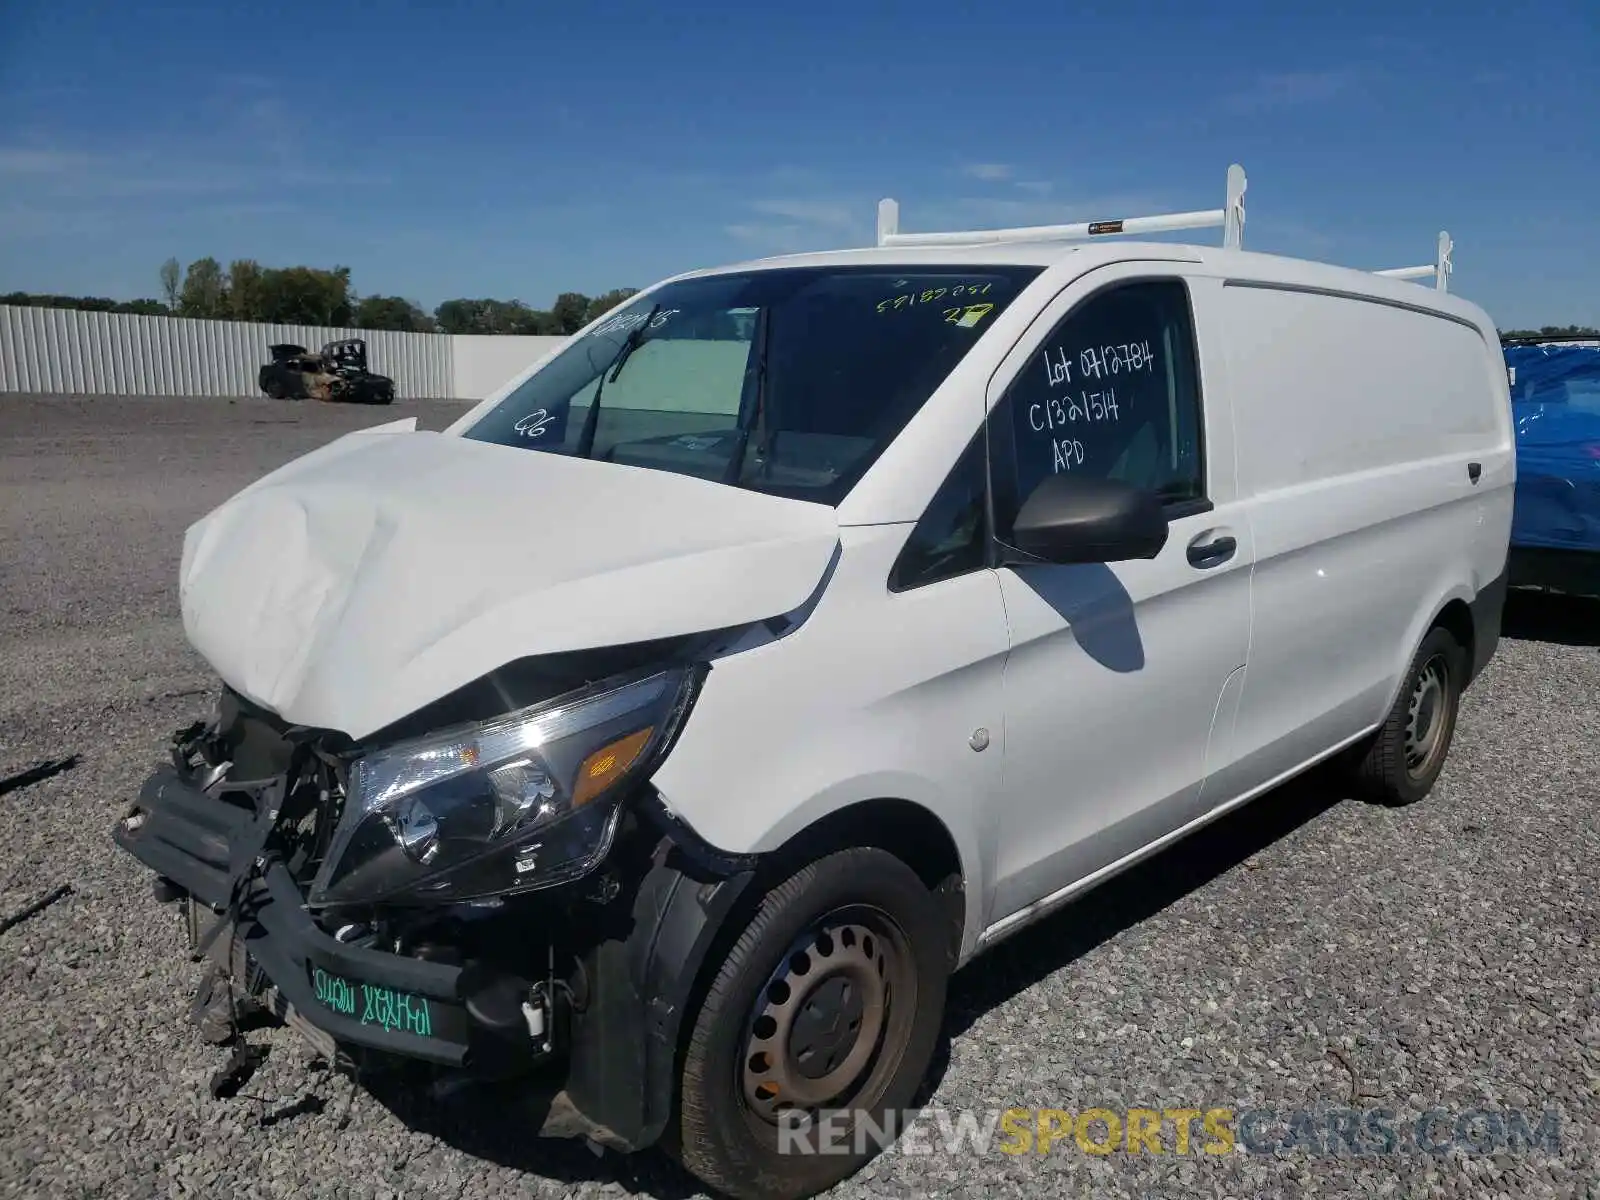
876,163,1247,250
1374,231,1454,293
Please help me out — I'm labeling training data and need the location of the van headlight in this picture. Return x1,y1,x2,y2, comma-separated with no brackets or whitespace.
306,667,701,908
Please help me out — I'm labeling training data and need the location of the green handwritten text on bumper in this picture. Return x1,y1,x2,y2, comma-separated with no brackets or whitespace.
312,967,433,1038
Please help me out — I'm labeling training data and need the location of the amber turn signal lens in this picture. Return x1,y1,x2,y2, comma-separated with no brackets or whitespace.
572,726,654,807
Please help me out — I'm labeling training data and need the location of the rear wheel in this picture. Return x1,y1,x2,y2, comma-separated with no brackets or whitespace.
670,846,948,1200
1346,624,1465,805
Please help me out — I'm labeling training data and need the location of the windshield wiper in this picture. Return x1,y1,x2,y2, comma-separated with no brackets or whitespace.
722,305,772,484
575,303,660,458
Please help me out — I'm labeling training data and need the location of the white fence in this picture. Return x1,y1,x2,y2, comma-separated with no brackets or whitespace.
447,334,566,404
0,305,569,401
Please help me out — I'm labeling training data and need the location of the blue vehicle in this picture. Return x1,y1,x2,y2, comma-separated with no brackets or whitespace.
1503,334,1600,597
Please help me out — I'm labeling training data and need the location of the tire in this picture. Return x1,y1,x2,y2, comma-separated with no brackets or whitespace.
670,846,949,1200
1346,624,1466,806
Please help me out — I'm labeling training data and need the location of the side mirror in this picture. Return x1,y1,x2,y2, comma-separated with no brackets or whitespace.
1003,474,1169,565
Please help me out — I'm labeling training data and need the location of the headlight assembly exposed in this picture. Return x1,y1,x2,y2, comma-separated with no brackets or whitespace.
306,666,701,908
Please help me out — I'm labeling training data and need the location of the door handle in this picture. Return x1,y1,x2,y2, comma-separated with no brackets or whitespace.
1186,533,1237,569
1468,461,1482,484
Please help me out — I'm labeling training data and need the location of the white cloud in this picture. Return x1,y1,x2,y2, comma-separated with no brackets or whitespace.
0,74,388,219
718,168,1174,255
0,143,382,204
748,198,860,229
928,192,1169,231
0,148,94,176
722,220,862,257
760,165,825,188
1220,68,1358,114
724,221,797,243
961,162,1013,182
720,195,876,254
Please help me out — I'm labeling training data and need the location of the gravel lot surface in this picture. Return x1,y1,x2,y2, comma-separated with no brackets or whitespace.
2,394,1598,1200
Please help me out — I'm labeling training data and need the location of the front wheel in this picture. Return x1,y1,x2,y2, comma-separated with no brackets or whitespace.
670,846,949,1200
1346,624,1466,806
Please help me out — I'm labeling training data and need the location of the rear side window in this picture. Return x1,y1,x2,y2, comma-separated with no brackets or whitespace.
995,279,1205,524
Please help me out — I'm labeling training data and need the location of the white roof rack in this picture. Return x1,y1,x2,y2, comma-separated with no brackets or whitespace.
876,163,1247,250
1374,231,1454,292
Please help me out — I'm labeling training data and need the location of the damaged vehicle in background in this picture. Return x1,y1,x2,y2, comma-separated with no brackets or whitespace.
1502,333,1600,597
116,216,1513,1200
258,337,396,404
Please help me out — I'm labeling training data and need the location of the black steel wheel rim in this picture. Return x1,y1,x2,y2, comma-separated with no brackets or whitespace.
737,903,919,1139
1404,652,1452,778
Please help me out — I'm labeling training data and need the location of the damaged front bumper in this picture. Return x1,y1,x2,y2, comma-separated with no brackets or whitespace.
115,765,556,1072
112,711,760,1153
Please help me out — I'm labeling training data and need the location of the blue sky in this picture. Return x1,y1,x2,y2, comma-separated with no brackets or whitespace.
1,0,1595,329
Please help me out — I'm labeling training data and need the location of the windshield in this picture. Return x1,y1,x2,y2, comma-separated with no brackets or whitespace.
461,264,1043,504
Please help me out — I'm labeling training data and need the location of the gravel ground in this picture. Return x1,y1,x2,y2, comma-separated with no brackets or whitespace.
1,394,1597,1200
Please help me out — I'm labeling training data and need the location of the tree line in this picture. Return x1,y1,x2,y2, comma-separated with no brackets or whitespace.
1,256,640,336
5,265,1593,344
1500,325,1599,341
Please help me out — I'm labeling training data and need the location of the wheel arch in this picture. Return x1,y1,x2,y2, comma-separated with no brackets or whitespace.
568,790,973,1156
661,794,971,1103
747,796,968,971
678,797,965,1150
1382,584,1477,716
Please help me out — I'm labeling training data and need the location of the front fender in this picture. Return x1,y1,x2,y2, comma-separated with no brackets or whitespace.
649,717,996,964
643,525,1011,967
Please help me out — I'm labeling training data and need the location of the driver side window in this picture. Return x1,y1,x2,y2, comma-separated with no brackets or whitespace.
992,278,1206,535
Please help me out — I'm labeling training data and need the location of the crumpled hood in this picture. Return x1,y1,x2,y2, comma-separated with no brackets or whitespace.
178,419,840,740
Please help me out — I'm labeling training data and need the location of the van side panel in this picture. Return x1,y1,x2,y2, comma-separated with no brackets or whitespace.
1215,281,1506,795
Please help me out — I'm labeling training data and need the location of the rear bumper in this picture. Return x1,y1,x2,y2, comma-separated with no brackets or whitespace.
114,766,544,1072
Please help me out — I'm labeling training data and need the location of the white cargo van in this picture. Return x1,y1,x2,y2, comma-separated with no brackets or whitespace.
116,166,1513,1200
